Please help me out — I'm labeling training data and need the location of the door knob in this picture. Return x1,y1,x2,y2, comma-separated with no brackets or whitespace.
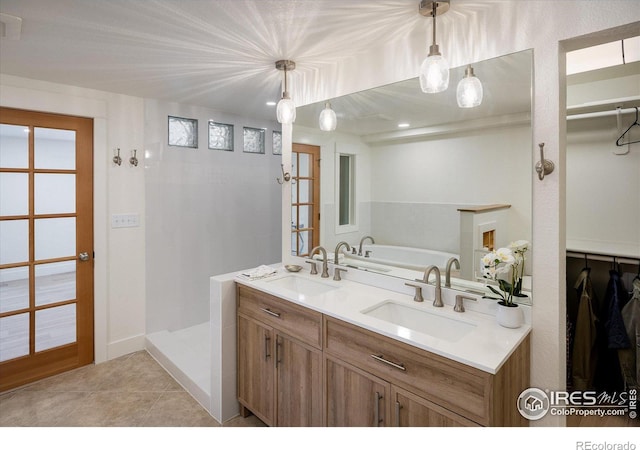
78,252,90,261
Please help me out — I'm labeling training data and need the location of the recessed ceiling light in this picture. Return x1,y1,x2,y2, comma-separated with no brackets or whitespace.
266,101,277,106
398,123,410,128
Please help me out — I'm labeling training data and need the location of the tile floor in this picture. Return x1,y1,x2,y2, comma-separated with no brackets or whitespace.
0,350,266,427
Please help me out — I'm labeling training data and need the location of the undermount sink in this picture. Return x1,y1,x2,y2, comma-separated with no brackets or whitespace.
361,300,476,342
265,275,337,296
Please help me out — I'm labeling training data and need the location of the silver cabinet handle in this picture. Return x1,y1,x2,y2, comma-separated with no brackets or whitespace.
395,401,402,427
78,252,90,261
260,307,281,318
264,334,271,361
370,354,406,371
374,391,383,427
275,337,282,369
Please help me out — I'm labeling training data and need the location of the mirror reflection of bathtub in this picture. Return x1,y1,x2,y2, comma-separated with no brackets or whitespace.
345,244,457,272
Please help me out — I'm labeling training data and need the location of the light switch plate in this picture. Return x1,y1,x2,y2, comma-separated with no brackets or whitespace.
111,213,140,228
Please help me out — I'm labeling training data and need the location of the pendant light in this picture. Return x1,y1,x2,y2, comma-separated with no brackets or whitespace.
276,60,296,124
319,102,337,131
418,0,450,94
456,65,483,108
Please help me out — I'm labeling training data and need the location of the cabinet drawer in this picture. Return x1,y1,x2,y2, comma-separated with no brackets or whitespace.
238,285,322,349
324,317,492,425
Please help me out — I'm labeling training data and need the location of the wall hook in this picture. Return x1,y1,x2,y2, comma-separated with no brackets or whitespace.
113,148,122,166
535,142,554,181
277,164,291,184
129,149,139,167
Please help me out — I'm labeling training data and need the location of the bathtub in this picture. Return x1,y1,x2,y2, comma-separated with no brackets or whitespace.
346,244,458,272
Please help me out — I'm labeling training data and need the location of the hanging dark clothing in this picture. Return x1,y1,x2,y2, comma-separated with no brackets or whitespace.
619,278,640,386
594,270,630,393
571,268,598,391
603,270,631,349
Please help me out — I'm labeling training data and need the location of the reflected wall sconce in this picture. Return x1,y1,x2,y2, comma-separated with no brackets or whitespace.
456,65,483,108
275,60,296,124
319,102,337,131
419,0,450,94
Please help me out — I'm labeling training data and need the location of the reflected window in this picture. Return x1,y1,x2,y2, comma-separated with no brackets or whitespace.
168,116,198,148
338,154,355,227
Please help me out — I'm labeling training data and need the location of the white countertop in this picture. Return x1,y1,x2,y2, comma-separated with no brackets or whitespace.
235,266,531,374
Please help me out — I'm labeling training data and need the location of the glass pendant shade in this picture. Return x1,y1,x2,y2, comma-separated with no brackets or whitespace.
277,95,296,124
456,65,483,108
419,50,450,93
319,102,337,131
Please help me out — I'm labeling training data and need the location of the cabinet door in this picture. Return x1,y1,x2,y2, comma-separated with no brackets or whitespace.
237,314,275,425
325,356,390,427
392,386,479,427
276,333,323,426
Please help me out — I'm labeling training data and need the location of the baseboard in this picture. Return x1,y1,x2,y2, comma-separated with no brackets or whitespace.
107,333,146,360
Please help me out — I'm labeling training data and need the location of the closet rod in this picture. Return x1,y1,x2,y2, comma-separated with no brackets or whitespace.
566,251,640,266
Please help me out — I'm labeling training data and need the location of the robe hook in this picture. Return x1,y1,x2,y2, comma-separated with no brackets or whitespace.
277,164,291,185
535,143,554,181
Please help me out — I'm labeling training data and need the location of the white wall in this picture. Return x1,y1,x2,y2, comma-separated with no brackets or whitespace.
0,74,146,362
369,124,532,253
145,99,282,334
566,115,640,255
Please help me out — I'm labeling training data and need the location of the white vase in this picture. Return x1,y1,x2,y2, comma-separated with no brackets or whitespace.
496,301,523,328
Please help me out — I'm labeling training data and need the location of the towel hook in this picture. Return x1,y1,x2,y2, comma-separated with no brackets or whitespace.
535,142,554,181
277,164,291,185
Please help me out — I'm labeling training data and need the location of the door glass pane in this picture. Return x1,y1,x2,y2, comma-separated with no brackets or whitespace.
0,312,30,362
35,174,76,214
291,154,298,177
291,206,298,228
0,266,29,313
35,304,76,352
35,262,76,307
0,219,29,265
299,153,310,177
35,217,76,260
299,205,310,229
0,124,29,169
291,182,298,203
0,172,28,216
298,179,311,203
298,231,310,255
34,127,75,170
291,232,299,256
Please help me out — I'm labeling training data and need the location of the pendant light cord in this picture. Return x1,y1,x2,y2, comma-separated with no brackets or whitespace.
432,2,437,47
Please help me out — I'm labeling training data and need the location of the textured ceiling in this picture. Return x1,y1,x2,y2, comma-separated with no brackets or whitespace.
0,0,439,120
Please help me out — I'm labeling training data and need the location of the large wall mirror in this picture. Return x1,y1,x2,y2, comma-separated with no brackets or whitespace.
293,50,533,304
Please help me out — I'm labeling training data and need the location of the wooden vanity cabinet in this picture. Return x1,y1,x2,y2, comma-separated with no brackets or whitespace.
237,285,323,427
237,284,530,427
325,355,391,427
324,316,530,427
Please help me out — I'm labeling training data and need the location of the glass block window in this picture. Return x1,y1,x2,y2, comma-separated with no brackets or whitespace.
272,130,282,155
243,127,265,154
168,116,198,148
208,121,234,151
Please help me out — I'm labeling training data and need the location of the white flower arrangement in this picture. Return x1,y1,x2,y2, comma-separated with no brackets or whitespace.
481,240,530,306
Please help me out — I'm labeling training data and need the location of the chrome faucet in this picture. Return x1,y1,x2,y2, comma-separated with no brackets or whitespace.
309,246,329,278
334,241,351,264
445,257,460,288
358,235,375,256
420,265,443,307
